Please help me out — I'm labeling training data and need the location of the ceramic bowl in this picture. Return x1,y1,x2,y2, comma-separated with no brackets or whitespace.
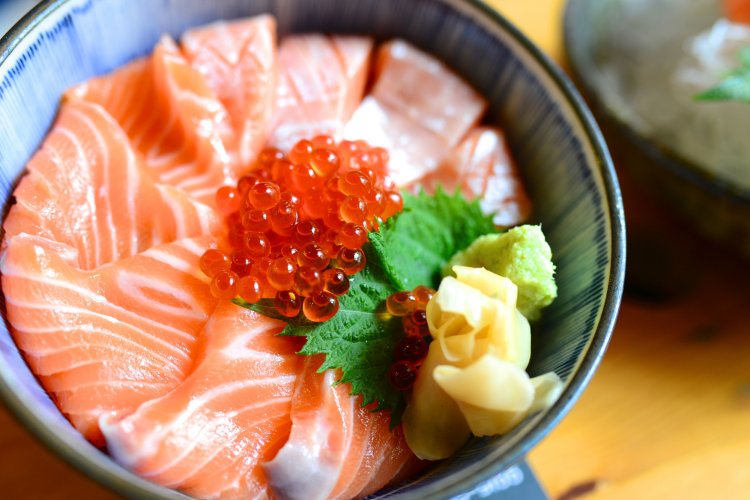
565,0,750,255
0,0,625,498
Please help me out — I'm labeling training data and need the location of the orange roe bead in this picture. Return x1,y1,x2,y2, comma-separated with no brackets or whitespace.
325,175,346,201
337,247,366,275
389,360,418,390
364,188,386,218
395,336,428,366
238,276,263,304
210,269,239,300
267,257,298,291
270,200,299,235
294,266,323,296
226,211,242,228
256,168,273,181
312,135,335,149
248,182,281,211
413,285,436,307
237,174,259,197
279,243,300,261
242,209,271,233
228,224,246,248
323,200,346,230
274,290,301,317
251,258,273,290
258,148,284,168
272,159,295,185
381,191,403,220
358,167,378,186
322,268,350,296
370,147,390,165
338,140,360,156
199,249,231,278
303,290,339,322
403,310,429,337
289,139,314,165
321,228,343,257
310,149,341,177
243,232,271,260
292,220,322,246
303,188,329,219
340,195,369,225
297,242,330,271
280,191,302,208
386,291,418,316
291,163,321,191
380,175,396,191
338,223,367,250
216,186,241,215
338,170,372,197
230,249,254,277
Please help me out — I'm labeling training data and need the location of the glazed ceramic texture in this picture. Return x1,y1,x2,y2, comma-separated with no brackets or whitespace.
0,0,625,499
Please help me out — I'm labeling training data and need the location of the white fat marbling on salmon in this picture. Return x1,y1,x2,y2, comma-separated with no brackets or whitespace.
0,101,224,269
268,34,373,151
0,234,220,445
101,301,299,500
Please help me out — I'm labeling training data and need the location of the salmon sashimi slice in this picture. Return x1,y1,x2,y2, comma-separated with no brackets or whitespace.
0,234,222,446
343,39,487,187
263,355,416,500
65,36,238,206
268,35,373,151
1,100,224,270
343,96,448,187
419,127,532,227
372,40,487,146
101,301,299,500
182,15,278,168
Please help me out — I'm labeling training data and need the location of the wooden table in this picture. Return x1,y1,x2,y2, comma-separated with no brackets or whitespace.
2,1,750,499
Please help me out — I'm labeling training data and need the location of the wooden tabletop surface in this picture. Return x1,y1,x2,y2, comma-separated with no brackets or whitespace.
2,1,750,499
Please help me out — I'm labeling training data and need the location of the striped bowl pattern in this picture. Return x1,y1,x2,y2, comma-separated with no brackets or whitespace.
0,1,625,499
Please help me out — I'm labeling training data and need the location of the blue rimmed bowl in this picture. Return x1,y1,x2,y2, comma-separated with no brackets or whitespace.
0,1,625,499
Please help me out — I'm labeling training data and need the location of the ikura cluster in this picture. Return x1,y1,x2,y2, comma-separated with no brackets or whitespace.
387,285,436,391
199,137,404,323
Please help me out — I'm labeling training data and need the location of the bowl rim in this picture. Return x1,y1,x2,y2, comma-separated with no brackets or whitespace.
563,0,750,208
0,0,626,498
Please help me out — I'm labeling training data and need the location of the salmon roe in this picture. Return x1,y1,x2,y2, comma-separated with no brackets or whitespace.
198,139,400,322
387,285,438,390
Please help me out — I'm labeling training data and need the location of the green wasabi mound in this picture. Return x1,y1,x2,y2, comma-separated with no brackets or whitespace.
442,225,557,321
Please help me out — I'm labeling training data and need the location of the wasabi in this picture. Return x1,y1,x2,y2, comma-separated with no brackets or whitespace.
443,225,557,321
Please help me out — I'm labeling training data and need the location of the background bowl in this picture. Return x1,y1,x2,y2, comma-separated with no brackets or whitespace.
0,0,625,498
564,0,750,256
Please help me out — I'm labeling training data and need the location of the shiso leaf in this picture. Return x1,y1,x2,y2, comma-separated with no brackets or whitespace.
233,188,501,428
694,46,750,103
369,186,500,291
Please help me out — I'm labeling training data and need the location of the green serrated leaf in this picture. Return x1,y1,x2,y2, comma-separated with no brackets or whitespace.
232,187,500,430
370,186,500,291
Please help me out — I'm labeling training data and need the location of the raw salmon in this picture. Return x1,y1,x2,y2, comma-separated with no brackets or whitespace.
419,127,532,227
182,15,278,168
0,235,222,445
263,355,417,500
268,35,373,151
1,100,224,270
343,39,487,186
65,36,238,206
101,301,299,500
